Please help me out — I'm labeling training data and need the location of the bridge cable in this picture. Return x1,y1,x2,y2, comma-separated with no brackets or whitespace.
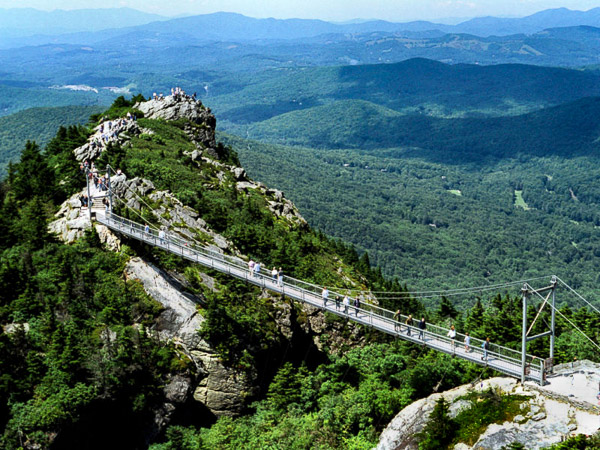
554,276,600,315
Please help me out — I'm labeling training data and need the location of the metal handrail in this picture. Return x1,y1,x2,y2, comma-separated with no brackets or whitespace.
96,211,543,381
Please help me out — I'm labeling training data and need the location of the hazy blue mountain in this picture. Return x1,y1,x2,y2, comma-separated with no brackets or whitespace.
456,7,600,36
0,8,166,41
5,7,600,51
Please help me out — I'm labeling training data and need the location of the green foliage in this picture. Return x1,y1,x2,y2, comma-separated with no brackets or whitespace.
155,343,478,450
452,389,529,446
548,433,600,449
418,397,455,449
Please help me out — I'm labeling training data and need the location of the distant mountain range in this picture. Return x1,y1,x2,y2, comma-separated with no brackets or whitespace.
0,8,166,41
3,7,600,50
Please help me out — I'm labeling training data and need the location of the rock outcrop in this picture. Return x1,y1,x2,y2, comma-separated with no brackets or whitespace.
377,376,600,450
124,257,258,417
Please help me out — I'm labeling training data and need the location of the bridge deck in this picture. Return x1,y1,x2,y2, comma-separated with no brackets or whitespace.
95,212,544,384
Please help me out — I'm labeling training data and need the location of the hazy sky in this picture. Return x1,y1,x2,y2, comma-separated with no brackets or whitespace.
1,0,599,22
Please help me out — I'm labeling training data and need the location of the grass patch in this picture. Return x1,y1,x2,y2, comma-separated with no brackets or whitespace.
448,189,462,196
514,190,530,210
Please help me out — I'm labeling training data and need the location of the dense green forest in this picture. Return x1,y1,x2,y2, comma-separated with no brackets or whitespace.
0,105,102,177
221,124,600,306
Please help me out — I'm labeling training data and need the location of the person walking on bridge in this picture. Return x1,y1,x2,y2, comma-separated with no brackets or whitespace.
248,259,255,277
482,337,490,361
393,309,401,331
271,267,278,283
447,325,456,349
254,261,261,278
277,267,283,287
405,315,413,336
343,295,350,314
464,332,471,352
322,287,329,307
418,317,427,340
354,297,360,316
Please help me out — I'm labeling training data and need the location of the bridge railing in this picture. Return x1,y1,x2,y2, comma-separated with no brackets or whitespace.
98,212,541,378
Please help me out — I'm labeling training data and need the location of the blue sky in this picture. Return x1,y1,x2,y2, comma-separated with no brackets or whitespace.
1,0,599,22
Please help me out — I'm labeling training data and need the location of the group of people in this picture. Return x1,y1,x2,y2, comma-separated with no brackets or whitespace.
152,87,197,103
391,312,492,360
78,161,117,213
145,224,167,244
321,288,363,317
92,117,134,148
247,260,284,286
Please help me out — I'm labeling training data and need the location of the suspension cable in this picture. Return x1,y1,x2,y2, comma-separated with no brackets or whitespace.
529,287,600,353
554,276,600,315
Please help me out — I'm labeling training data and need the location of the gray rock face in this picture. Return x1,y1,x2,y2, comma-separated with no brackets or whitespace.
124,257,257,417
136,96,215,128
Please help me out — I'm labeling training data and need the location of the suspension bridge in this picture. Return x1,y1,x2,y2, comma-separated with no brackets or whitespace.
82,165,600,387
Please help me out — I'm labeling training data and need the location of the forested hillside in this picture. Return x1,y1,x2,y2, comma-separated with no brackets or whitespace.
221,105,600,303
233,96,600,160
0,105,102,177
212,59,600,126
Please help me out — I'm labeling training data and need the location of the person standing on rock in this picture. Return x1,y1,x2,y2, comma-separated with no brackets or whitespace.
248,259,255,277
418,317,426,340
322,287,329,307
278,267,284,287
